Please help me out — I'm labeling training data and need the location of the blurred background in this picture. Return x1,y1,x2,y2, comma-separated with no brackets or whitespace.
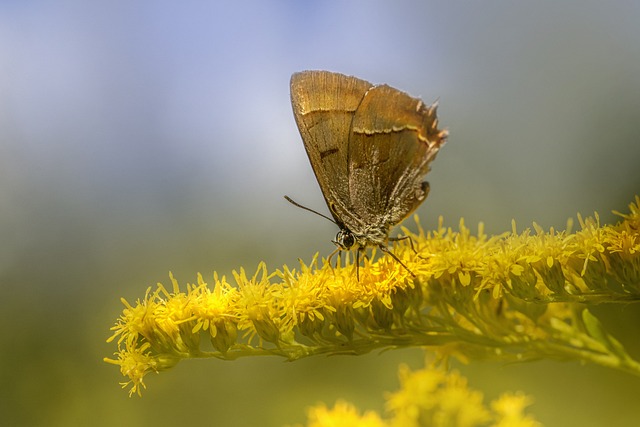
1,1,639,426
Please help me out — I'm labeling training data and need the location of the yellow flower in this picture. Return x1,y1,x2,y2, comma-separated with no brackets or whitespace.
104,341,179,397
189,272,240,354
304,401,387,427
491,393,540,427
297,363,540,427
386,364,490,427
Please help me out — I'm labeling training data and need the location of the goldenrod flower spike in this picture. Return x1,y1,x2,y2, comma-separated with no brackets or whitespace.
296,362,540,427
105,196,640,396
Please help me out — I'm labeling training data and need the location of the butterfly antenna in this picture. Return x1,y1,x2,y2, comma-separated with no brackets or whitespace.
284,195,338,225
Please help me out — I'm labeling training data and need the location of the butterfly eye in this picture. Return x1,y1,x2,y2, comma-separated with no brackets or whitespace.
335,230,355,249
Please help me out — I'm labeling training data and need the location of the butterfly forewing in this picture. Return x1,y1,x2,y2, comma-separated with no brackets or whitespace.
290,71,373,226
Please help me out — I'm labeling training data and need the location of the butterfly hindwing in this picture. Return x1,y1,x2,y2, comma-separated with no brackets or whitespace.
348,84,445,229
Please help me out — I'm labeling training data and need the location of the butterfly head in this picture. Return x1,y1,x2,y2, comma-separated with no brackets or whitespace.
333,225,389,251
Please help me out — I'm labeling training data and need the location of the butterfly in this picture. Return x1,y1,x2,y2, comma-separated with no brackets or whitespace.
287,70,447,278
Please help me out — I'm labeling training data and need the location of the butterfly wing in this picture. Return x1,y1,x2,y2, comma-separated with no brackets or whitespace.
290,71,373,227
348,84,447,230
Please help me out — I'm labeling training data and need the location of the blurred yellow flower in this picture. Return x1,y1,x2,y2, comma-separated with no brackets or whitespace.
297,363,539,427
303,401,387,427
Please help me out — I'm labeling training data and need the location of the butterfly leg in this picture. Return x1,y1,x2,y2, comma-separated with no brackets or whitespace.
389,235,418,254
356,247,362,281
379,245,416,278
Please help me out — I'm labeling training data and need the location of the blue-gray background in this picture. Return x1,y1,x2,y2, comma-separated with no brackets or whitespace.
1,1,639,426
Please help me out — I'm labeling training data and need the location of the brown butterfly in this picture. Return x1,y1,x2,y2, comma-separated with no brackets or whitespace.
286,70,447,278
